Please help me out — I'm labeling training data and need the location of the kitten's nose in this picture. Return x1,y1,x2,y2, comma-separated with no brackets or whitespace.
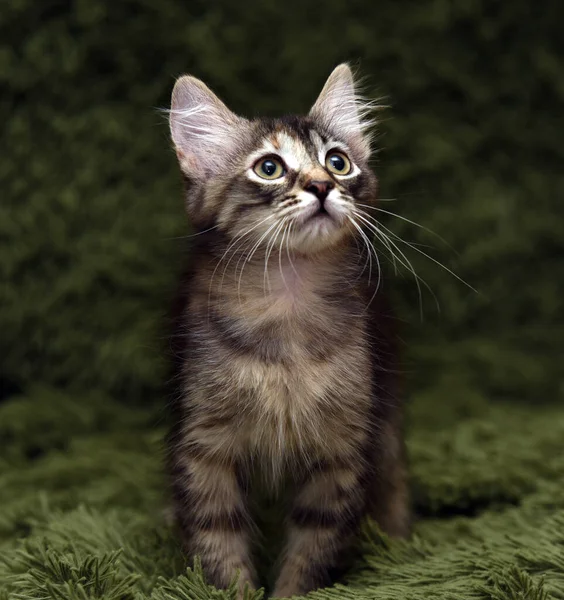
305,179,334,203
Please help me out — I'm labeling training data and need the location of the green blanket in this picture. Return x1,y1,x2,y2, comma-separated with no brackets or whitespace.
1,389,563,599
1,1,563,598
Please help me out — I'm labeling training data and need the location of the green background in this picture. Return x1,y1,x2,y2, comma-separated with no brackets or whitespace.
1,1,563,598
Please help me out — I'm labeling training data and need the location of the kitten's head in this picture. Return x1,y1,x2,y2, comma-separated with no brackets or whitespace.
169,64,378,255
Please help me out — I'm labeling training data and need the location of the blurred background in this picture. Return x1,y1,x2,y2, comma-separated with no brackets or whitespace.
2,0,563,408
1,1,564,597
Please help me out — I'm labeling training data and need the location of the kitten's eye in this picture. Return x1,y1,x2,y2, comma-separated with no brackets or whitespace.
325,151,351,175
253,156,286,180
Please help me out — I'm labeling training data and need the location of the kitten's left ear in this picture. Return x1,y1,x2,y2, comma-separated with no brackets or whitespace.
169,75,247,179
310,64,373,161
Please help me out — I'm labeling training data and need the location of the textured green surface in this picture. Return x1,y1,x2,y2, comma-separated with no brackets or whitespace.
1,0,563,598
1,389,564,599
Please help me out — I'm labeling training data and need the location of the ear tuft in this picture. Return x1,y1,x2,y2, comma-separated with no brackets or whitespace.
309,64,377,161
169,75,246,178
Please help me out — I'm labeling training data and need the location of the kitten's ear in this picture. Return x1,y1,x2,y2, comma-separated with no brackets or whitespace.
310,64,373,161
169,75,246,179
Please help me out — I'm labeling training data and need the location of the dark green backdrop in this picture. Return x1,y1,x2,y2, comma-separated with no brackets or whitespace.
2,0,563,405
1,2,564,599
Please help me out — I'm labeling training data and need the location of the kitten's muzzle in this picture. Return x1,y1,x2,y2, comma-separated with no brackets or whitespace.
304,179,334,204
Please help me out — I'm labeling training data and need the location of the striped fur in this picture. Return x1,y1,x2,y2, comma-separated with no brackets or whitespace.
166,64,410,598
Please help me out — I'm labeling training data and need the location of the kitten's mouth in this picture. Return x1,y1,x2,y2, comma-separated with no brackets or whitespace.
290,202,349,252
299,202,341,226
307,208,333,222
298,206,347,244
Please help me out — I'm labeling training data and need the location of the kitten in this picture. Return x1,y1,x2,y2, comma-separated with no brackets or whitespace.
166,64,410,599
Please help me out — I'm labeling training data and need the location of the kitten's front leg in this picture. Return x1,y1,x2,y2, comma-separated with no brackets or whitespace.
169,440,257,597
272,458,366,598
367,421,411,538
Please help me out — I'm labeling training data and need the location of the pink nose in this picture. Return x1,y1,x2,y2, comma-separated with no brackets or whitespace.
305,180,334,202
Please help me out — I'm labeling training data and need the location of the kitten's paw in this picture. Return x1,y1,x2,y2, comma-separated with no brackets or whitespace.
270,583,304,599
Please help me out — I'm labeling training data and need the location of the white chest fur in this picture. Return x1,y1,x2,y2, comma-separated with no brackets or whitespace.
188,254,372,480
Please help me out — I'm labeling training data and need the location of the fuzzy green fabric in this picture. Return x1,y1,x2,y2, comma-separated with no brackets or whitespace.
1,1,563,598
1,389,564,599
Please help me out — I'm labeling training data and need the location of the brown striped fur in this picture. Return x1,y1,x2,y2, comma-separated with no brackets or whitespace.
166,64,410,598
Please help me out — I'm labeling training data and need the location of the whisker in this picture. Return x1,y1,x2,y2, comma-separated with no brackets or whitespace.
244,219,280,266
373,226,429,319
356,203,456,253
236,219,281,302
234,235,264,305
347,215,381,290
351,230,368,275
207,214,275,316
217,214,276,291
344,207,376,280
347,215,373,286
367,209,450,319
373,218,477,293
165,224,220,240
347,215,382,309
352,209,399,274
278,221,291,292
352,209,432,317
285,219,300,281
263,218,288,296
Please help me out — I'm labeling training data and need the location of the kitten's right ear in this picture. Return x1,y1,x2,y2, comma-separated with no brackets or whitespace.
310,64,373,161
169,76,245,179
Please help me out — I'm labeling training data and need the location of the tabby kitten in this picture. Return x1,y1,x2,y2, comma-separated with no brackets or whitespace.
166,64,410,599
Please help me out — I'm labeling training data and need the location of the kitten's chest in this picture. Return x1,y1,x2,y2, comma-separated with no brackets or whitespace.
229,328,370,471
191,258,372,465
221,266,363,374
217,287,371,457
